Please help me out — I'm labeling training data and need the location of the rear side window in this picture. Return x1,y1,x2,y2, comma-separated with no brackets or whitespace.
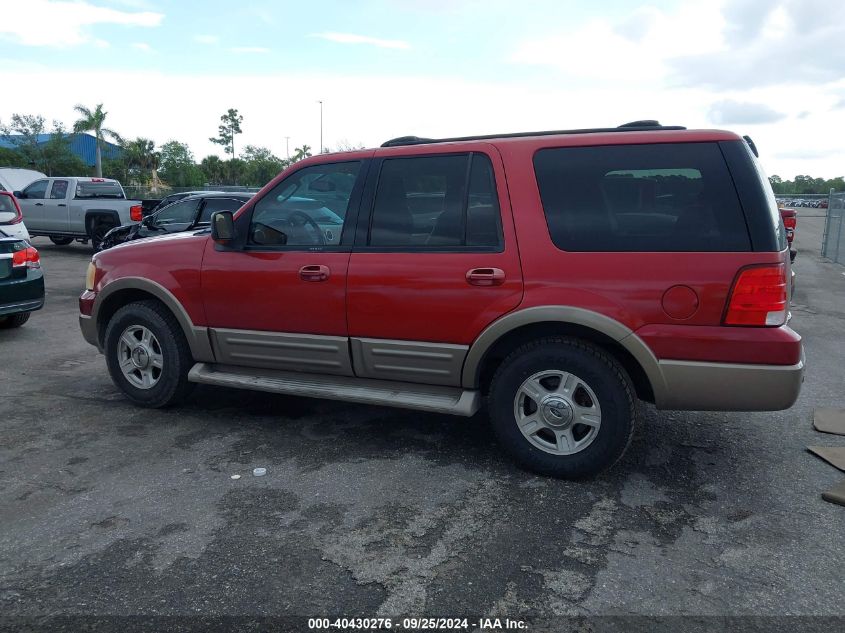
199,197,247,224
369,153,502,249
534,143,751,252
50,180,69,199
154,198,201,228
744,142,787,251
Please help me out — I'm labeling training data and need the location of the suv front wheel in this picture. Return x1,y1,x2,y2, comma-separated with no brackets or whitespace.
104,300,195,408
488,337,636,478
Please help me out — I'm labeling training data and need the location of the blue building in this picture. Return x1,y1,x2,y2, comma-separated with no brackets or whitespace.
0,132,120,167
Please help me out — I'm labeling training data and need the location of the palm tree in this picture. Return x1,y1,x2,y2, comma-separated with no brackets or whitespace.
200,155,225,185
72,103,121,177
123,137,163,191
292,145,312,162
122,137,160,185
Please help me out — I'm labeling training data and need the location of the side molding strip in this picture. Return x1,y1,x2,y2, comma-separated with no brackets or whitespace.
350,337,468,386
210,328,354,376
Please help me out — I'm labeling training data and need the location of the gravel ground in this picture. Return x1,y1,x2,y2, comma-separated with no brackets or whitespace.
1,220,843,629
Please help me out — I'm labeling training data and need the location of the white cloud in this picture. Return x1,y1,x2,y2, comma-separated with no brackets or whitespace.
312,32,411,50
229,46,270,54
132,42,152,52
671,0,845,88
510,3,723,83
708,100,786,125
0,0,163,47
104,0,157,8
194,34,219,45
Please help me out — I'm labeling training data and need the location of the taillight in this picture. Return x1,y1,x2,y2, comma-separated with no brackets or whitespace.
130,204,143,222
12,246,40,269
783,216,797,231
724,264,787,327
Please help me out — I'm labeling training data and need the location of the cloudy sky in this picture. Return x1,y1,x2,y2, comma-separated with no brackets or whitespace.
1,0,843,178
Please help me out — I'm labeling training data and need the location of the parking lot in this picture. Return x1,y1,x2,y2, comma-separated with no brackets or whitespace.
1,218,844,621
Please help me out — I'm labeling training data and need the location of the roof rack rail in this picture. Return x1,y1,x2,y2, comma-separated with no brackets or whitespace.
381,121,686,147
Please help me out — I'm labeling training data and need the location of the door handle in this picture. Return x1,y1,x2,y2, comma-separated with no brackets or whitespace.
35,202,44,206
466,267,505,286
58,203,66,207
299,264,330,282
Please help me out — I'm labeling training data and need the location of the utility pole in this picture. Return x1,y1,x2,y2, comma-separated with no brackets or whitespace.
284,136,290,160
318,100,323,154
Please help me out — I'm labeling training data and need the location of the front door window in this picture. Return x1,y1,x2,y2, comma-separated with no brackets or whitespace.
248,162,361,247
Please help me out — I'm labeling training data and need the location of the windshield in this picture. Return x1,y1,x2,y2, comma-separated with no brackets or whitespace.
75,181,125,199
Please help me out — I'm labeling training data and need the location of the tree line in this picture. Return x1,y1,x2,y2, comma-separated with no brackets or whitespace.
0,104,361,192
13,105,839,196
768,174,845,195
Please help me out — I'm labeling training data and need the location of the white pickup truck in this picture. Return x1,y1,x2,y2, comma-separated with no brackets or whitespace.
14,177,142,250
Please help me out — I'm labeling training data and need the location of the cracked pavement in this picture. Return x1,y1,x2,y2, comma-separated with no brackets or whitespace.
1,220,844,619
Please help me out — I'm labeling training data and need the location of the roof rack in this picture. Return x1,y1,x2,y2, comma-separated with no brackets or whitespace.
381,121,686,148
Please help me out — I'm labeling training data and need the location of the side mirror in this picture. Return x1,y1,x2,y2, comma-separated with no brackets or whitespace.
211,211,235,244
12,191,23,199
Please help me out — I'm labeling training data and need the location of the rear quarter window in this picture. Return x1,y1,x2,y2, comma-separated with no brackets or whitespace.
533,142,751,252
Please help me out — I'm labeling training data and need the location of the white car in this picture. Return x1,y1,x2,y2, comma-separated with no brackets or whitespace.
0,191,30,241
0,167,46,194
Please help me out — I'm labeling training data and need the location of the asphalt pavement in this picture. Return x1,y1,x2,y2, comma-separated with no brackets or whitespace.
1,220,844,626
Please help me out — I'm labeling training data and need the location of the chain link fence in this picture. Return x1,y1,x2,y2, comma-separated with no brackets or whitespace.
822,190,845,264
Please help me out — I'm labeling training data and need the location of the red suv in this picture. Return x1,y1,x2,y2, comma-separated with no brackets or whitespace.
79,122,803,478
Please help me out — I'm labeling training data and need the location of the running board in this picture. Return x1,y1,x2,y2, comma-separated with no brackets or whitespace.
188,363,481,417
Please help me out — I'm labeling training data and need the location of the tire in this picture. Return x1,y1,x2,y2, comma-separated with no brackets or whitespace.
89,218,116,252
104,300,195,408
49,236,73,246
0,312,30,329
488,337,636,479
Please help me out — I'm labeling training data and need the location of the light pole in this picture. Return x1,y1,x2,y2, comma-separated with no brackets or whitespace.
318,100,323,154
284,136,290,160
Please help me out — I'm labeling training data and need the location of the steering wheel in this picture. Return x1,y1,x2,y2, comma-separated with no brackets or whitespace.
287,210,325,245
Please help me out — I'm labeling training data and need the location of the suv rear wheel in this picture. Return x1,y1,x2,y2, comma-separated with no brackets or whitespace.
49,236,73,246
488,337,635,478
104,300,195,408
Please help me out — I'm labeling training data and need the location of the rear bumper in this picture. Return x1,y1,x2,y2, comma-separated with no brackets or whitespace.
655,350,805,411
0,297,44,316
0,272,44,316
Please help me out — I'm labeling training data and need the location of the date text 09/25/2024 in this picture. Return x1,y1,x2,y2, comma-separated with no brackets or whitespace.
308,617,528,630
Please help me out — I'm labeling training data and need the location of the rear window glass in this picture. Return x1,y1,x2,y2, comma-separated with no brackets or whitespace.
533,142,751,252
0,195,18,223
75,182,125,199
